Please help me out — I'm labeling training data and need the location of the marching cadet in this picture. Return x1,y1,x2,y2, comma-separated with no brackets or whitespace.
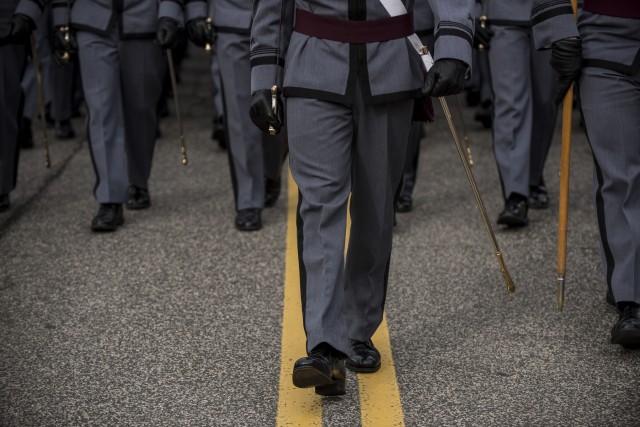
531,0,640,348
250,0,474,395
15,0,185,231
481,0,559,227
0,1,33,211
184,0,287,232
395,0,434,214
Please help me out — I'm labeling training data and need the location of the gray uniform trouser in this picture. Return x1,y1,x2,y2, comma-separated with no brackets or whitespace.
209,53,224,122
21,19,52,122
77,27,162,203
50,60,74,122
489,25,557,199
580,67,640,304
216,32,285,210
287,83,414,355
0,44,26,195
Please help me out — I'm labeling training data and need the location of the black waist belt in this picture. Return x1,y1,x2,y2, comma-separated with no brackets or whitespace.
584,0,640,19
294,9,414,43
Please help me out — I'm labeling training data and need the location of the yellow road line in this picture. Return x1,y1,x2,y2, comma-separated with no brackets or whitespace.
358,316,405,427
276,172,322,427
277,172,405,426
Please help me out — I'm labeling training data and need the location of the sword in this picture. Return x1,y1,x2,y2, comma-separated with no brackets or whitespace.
30,33,51,168
556,0,579,311
166,48,188,165
440,96,515,293
454,95,474,166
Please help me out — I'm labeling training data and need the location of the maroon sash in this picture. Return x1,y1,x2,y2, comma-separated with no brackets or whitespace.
294,9,414,43
583,0,640,19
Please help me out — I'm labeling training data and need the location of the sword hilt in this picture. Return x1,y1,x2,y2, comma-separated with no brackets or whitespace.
59,26,71,62
204,18,213,52
268,85,278,136
478,16,488,50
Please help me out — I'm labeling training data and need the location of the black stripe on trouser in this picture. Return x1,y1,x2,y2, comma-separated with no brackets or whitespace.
578,93,615,296
296,189,310,350
219,81,240,210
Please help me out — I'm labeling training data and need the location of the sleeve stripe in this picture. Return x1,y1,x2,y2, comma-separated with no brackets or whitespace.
532,5,575,26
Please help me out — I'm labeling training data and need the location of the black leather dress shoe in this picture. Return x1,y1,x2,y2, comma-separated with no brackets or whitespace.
395,195,413,213
293,343,346,396
126,186,151,210
235,208,262,231
497,194,528,227
91,204,124,232
528,184,549,209
264,178,281,208
346,340,381,373
54,120,76,140
611,303,640,348
0,194,10,212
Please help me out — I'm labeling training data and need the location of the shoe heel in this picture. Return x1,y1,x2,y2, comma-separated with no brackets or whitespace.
315,379,345,396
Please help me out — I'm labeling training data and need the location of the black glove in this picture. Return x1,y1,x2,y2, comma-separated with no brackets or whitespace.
473,22,493,49
423,59,468,98
5,14,35,44
186,17,213,48
156,18,181,49
52,26,77,64
249,89,284,135
550,38,582,105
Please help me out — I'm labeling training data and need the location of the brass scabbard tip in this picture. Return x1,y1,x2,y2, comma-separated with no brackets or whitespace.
62,52,70,62
556,277,565,311
181,157,188,166
268,126,276,136
205,44,211,52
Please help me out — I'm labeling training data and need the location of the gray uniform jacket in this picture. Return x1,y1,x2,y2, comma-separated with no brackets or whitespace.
414,0,434,35
482,0,531,26
16,0,184,38
250,0,474,105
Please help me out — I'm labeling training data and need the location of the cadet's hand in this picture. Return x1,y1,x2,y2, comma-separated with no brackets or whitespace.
186,17,213,48
249,90,284,135
550,38,582,105
156,17,181,49
6,14,35,44
473,22,493,49
52,26,77,64
423,59,468,97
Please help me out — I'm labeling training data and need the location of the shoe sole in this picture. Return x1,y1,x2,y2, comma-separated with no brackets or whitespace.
395,206,412,213
611,330,640,349
235,223,262,231
91,217,124,232
497,215,528,227
125,202,151,210
292,366,333,389
345,360,381,373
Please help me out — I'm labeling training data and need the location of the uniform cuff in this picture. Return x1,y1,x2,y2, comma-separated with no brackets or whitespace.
434,34,473,74
251,64,284,94
14,0,43,24
532,15,579,49
185,1,208,22
159,0,184,27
